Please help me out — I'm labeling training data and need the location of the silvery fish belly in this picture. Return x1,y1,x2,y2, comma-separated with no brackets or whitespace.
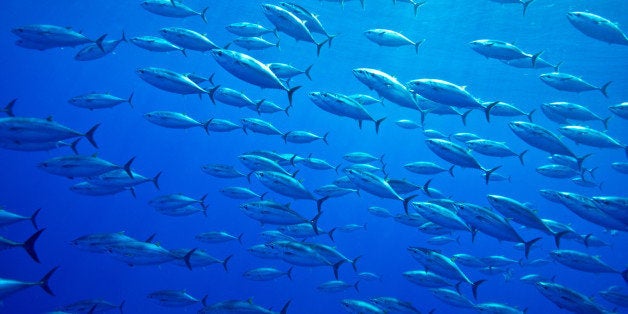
406,79,484,109
136,67,207,95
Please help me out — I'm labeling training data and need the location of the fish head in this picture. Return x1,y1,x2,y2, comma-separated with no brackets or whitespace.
11,27,26,35
37,161,49,168
566,12,584,23
548,250,562,259
508,121,528,133
539,189,562,203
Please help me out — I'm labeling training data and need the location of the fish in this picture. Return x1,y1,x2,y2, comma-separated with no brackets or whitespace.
407,247,485,299
136,67,208,96
221,187,266,200
0,267,57,300
195,231,243,244
317,280,360,293
282,131,328,145
542,102,610,129
406,78,485,109
535,164,580,179
368,206,393,218
279,2,336,44
609,102,628,119
554,191,628,231
211,49,300,105
591,196,628,225
69,92,133,110
469,39,541,62
12,24,106,50
539,72,611,98
455,202,542,257
566,12,628,45
0,207,40,229
204,118,240,133
314,184,357,198
269,63,313,82
243,267,293,281
352,68,420,111
425,139,500,183
403,270,456,288
199,299,291,314
465,139,528,165
70,182,135,197
340,299,385,314
159,27,219,51
232,36,280,51
345,168,415,212
226,22,278,37
487,0,536,16
57,299,126,313
395,119,422,129
484,101,535,122
201,164,245,179
550,250,628,282
431,288,476,308
411,202,471,231
364,29,424,54
147,290,205,307
558,125,627,156
0,117,99,148
508,121,575,157
144,111,208,131
106,240,196,269
87,169,162,190
240,200,322,231
307,92,386,133
261,4,328,55
486,195,554,235
0,229,45,263
536,281,608,314
254,171,328,211
404,161,455,176
130,35,186,55
171,249,232,271
370,297,421,313
148,193,207,211
599,286,628,308
74,32,126,61
473,303,526,314
141,0,208,22
38,155,134,179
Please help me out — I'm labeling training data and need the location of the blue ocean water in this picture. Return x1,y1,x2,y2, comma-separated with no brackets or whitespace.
1,0,627,313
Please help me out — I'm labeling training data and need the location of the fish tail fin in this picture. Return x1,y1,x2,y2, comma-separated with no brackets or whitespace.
461,109,472,126
316,38,330,56
304,64,313,80
527,109,536,122
202,119,211,134
483,166,502,185
123,156,136,178
316,196,329,213
311,211,323,234
471,279,486,300
484,101,500,122
354,281,360,292
375,117,386,134
328,228,337,242
39,266,59,296
152,171,162,190
246,171,254,183
280,300,292,314
576,153,592,169
414,39,425,54
454,281,462,294
327,34,338,48
237,233,244,245
323,132,329,145
471,227,478,243
524,237,541,259
118,300,126,314
94,34,107,52
287,86,301,106
553,61,563,72
200,7,208,23
622,269,628,283
207,73,215,86
281,132,288,144
208,85,220,104
413,1,426,16
625,146,628,159
180,48,187,57
222,254,233,272
531,50,543,67
522,0,535,16
183,248,197,271
88,305,97,314
600,81,612,98
30,208,41,230
352,255,362,272
583,234,592,248
423,179,433,197
129,187,136,198
3,98,16,117
554,231,569,249
332,260,345,280
23,228,45,263
84,123,100,148
601,116,611,130
448,165,455,177
518,150,528,165
287,267,293,280
403,194,418,214
284,104,291,116
119,30,127,43
259,192,267,200
201,295,208,307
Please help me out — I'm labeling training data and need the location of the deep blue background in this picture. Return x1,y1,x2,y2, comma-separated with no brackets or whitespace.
1,0,627,313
